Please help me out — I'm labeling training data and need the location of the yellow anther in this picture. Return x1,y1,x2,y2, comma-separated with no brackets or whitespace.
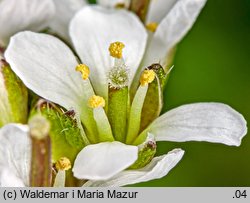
109,42,125,59
115,3,126,9
146,22,158,32
75,64,90,80
55,157,71,171
140,70,156,86
88,95,105,108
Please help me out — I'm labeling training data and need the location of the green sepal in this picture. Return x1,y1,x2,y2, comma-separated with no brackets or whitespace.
30,101,85,163
140,75,163,132
129,134,156,169
0,63,28,126
148,63,170,90
108,87,128,142
139,64,167,132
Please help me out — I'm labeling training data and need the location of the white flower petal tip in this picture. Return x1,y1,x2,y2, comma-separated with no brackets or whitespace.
0,124,31,186
143,0,207,67
49,0,86,41
150,103,247,147
73,142,138,181
82,148,185,187
0,0,55,46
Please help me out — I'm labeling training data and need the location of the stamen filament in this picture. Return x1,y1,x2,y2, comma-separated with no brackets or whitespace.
88,95,114,142
126,85,149,144
53,170,66,187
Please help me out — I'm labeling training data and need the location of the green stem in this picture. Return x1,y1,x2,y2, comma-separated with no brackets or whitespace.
30,135,51,187
29,116,52,187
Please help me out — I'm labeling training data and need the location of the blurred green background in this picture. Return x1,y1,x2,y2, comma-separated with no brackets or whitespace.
89,0,250,186
138,0,250,186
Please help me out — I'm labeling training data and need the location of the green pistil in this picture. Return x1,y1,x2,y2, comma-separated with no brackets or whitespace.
108,86,129,142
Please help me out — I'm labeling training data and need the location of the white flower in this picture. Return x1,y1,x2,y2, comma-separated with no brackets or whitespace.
0,124,30,187
3,4,247,186
0,0,55,47
97,0,207,68
144,0,208,68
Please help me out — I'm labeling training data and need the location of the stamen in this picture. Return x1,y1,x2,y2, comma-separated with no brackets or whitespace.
109,42,125,59
108,59,129,89
146,22,158,32
88,95,105,108
75,64,90,80
55,157,71,171
115,3,126,9
140,70,156,86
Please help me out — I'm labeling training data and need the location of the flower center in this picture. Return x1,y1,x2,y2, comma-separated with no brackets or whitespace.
88,95,105,108
109,42,125,59
108,61,129,89
146,22,158,32
108,41,129,89
140,69,156,86
75,64,90,80
55,157,71,171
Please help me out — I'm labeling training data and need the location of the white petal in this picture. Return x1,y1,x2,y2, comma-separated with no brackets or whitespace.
0,0,55,46
97,0,130,8
73,142,138,180
49,0,86,42
4,31,94,119
0,124,31,186
143,0,207,68
149,103,247,146
0,168,25,187
83,148,184,187
146,0,178,23
70,6,147,99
